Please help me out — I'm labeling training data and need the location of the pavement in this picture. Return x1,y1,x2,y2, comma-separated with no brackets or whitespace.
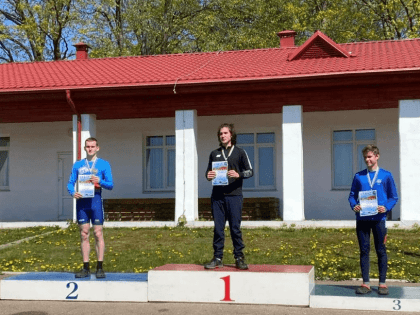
1,275,420,315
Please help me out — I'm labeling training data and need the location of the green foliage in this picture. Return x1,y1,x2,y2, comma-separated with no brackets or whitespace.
1,226,420,282
177,214,187,227
0,0,78,62
1,0,420,61
352,0,420,39
0,226,60,246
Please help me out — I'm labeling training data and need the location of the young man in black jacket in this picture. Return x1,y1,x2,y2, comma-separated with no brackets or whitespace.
205,123,253,270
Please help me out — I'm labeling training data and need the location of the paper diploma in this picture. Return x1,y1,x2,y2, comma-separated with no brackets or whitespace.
78,175,95,198
359,190,378,216
212,161,228,186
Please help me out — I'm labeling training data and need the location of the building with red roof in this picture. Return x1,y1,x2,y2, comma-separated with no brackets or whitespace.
1,30,419,225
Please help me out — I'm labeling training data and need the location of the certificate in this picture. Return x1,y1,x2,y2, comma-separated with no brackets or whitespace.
78,174,94,198
212,161,228,186
359,190,378,216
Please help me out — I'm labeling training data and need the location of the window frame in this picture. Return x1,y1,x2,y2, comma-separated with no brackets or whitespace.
237,131,277,191
0,136,10,191
331,128,376,190
143,134,175,192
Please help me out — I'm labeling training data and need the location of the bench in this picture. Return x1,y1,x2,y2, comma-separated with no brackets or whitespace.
103,197,280,221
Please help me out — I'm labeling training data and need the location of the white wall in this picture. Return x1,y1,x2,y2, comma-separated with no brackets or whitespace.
303,108,400,220
0,109,401,221
0,122,73,221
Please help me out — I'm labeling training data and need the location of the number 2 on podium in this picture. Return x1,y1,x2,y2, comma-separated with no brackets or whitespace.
66,282,79,300
220,275,234,301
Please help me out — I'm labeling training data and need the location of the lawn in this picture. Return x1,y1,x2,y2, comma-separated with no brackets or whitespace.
0,226,61,246
0,223,419,282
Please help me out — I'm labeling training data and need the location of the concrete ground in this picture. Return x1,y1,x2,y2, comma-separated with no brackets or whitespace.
1,300,414,315
1,274,420,315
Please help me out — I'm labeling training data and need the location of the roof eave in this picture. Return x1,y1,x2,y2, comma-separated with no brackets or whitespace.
1,67,420,96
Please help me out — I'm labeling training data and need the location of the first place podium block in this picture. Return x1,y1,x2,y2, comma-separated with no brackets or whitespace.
148,264,314,305
0,272,148,302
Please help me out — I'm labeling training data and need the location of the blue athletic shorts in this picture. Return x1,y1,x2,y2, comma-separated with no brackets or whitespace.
76,194,104,225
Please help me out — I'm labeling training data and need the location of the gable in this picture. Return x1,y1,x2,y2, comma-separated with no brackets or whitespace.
289,31,351,61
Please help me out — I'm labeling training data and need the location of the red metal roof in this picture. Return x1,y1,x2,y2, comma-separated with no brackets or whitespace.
1,31,420,93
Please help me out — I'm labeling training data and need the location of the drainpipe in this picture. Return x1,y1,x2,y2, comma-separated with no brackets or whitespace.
66,90,81,160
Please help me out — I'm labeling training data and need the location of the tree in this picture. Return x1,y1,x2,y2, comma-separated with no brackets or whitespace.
352,0,420,39
78,0,209,57
0,0,77,63
1,0,419,63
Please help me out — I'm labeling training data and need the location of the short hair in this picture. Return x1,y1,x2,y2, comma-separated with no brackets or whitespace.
362,145,379,156
217,123,237,146
85,137,99,146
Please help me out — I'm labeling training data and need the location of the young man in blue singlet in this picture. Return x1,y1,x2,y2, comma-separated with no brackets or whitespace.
67,138,113,279
348,145,398,295
205,123,253,270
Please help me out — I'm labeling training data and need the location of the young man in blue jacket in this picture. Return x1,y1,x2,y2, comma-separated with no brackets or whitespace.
349,145,398,295
205,123,253,270
68,138,113,278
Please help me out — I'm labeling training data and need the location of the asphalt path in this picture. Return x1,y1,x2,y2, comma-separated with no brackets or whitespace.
1,298,420,315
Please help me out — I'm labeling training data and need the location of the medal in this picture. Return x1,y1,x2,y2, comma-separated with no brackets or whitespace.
85,158,100,188
84,157,97,174
222,145,234,160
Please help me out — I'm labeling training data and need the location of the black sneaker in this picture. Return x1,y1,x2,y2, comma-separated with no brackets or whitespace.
204,257,223,269
75,268,90,278
355,285,372,294
235,257,248,270
96,269,106,279
378,286,389,295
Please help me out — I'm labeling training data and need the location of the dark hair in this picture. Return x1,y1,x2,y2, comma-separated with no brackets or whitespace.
85,137,98,146
217,123,236,146
362,145,379,156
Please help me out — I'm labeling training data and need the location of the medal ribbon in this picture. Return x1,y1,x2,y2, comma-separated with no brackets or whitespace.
367,167,380,189
221,145,234,161
84,157,97,175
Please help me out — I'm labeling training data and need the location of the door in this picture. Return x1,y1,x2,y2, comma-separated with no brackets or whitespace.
58,152,73,220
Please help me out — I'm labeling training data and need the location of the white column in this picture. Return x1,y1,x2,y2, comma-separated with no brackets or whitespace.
282,105,305,221
175,110,198,223
72,115,79,163
72,115,78,223
80,114,97,159
399,100,420,222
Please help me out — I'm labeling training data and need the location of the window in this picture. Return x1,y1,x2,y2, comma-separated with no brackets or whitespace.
332,129,375,189
237,132,275,190
145,135,175,191
0,137,10,190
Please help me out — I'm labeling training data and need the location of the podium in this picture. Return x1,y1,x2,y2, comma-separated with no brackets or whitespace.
0,272,148,302
2,265,420,312
148,264,314,305
311,284,420,312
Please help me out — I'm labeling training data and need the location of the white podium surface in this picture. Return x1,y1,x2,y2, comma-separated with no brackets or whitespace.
148,264,315,305
0,272,148,302
3,267,419,311
311,284,420,312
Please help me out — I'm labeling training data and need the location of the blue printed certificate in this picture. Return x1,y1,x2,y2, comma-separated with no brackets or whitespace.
359,190,378,216
78,175,94,198
212,161,228,186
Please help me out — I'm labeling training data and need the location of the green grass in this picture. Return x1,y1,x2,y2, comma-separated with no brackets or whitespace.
1,224,419,282
0,226,61,245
